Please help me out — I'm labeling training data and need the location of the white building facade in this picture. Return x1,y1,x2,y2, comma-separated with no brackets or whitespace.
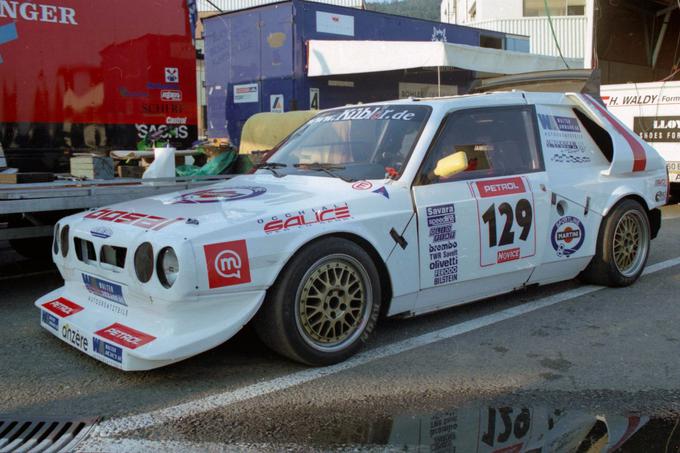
441,0,591,63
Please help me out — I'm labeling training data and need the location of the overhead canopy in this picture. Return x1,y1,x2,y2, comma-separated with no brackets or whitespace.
307,40,583,77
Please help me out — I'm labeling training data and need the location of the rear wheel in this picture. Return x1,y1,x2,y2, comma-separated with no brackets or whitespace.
254,237,381,366
580,199,650,287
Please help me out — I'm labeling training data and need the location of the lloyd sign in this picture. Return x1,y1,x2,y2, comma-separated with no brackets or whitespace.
634,116,680,142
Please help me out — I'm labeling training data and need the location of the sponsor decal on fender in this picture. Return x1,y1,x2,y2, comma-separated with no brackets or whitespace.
204,240,251,288
476,177,526,198
551,216,585,257
352,181,373,190
373,186,390,199
90,226,113,239
42,298,84,318
172,187,266,204
95,323,156,350
82,274,126,306
41,311,59,331
85,208,184,231
259,203,351,233
93,337,123,364
62,323,89,352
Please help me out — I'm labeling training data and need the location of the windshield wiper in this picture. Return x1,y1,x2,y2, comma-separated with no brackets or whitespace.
293,163,355,183
255,162,287,178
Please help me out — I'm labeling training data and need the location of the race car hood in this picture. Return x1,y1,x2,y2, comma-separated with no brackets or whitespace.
76,174,397,237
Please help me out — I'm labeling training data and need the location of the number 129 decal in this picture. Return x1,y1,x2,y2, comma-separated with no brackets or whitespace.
470,176,537,267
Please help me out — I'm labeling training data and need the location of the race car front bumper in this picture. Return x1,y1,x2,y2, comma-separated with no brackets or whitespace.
35,284,266,371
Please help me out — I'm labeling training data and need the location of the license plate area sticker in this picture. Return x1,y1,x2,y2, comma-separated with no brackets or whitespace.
82,274,127,306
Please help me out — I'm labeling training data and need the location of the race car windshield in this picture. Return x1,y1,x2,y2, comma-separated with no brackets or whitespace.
264,105,431,180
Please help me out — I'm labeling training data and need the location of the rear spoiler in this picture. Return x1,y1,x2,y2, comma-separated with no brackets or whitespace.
470,69,601,99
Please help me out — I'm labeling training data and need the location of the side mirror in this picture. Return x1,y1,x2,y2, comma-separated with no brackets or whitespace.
434,151,468,178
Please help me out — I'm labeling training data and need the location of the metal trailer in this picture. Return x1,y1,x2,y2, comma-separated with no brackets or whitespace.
0,176,229,258
203,0,530,143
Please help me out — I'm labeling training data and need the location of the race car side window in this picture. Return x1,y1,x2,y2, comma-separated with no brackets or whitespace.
573,108,614,162
415,105,543,186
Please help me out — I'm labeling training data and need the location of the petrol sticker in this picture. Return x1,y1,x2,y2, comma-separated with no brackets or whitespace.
95,323,156,350
204,240,252,288
42,298,84,318
82,274,126,306
41,310,59,331
426,204,458,285
551,216,585,257
172,187,266,204
471,176,536,267
93,337,123,364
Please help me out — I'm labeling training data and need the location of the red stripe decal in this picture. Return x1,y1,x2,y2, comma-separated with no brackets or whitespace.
582,95,646,172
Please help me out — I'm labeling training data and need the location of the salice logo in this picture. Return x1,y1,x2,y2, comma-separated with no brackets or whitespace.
0,23,17,64
165,67,179,83
215,250,242,279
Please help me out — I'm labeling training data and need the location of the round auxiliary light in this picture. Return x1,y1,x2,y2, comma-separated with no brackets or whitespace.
53,224,60,255
134,242,154,283
157,247,179,289
60,224,70,258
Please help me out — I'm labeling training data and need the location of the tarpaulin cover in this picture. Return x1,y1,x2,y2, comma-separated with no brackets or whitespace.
307,40,583,77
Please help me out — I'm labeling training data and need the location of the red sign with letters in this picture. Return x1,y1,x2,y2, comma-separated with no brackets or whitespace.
204,240,252,288
42,298,84,318
95,323,156,349
476,177,526,198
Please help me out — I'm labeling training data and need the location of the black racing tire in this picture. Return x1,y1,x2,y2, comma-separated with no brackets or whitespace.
580,199,651,287
254,237,381,366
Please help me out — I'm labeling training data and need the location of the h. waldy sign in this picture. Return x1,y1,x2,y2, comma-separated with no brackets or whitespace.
634,116,680,142
0,1,78,25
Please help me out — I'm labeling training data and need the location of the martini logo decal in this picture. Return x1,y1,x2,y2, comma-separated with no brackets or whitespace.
0,23,17,64
551,216,585,257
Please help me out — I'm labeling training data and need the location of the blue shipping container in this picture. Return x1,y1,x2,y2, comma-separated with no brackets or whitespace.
204,0,527,143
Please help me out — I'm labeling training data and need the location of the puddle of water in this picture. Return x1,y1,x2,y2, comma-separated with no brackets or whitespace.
253,406,680,452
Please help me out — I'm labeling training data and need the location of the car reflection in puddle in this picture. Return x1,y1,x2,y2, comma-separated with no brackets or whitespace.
281,406,679,452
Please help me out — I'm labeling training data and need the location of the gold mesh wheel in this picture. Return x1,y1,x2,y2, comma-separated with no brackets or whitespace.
295,254,371,352
612,210,649,278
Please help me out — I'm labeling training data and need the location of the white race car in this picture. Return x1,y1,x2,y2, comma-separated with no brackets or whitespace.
36,92,667,370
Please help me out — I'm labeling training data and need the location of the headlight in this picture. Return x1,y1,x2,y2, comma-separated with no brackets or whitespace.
157,247,179,288
53,224,60,255
134,242,154,283
60,225,70,257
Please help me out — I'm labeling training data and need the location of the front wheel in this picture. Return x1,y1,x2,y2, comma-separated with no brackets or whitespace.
254,237,381,366
580,199,650,287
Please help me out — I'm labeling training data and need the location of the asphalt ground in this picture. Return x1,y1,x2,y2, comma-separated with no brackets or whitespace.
0,205,679,451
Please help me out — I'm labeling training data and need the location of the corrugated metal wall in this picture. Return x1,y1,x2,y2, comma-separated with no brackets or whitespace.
197,0,363,11
469,16,586,59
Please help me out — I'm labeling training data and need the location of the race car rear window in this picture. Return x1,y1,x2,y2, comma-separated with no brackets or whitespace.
416,105,543,185
573,108,614,162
